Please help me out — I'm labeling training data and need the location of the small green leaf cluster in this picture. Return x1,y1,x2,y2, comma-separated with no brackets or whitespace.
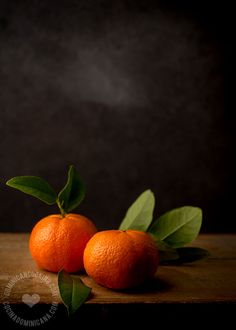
6,165,85,217
119,190,208,264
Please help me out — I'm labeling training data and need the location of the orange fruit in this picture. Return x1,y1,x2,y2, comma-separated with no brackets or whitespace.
29,213,97,273
83,230,159,289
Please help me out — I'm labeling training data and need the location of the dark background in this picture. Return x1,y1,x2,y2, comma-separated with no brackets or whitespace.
0,0,235,233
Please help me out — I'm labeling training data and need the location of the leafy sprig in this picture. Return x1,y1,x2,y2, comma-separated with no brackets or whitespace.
6,165,85,217
119,189,208,264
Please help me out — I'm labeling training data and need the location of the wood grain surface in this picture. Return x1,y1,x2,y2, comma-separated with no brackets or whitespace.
0,233,236,305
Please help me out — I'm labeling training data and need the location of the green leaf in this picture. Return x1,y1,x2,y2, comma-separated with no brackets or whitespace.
58,270,91,316
58,165,85,213
149,206,202,248
6,176,57,205
119,189,155,231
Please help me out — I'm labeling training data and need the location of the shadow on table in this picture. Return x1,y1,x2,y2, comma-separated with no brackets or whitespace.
121,277,173,294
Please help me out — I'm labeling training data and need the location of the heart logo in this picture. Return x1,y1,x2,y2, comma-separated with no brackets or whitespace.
22,294,40,308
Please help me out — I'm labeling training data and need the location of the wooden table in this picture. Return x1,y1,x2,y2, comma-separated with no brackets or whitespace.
0,233,235,328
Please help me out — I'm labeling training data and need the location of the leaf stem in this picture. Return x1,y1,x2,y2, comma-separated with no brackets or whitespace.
57,199,66,218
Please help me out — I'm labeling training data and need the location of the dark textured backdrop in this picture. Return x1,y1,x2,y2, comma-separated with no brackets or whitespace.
0,1,234,232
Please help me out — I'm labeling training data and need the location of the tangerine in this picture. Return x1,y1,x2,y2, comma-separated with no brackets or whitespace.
83,229,159,289
29,213,97,273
